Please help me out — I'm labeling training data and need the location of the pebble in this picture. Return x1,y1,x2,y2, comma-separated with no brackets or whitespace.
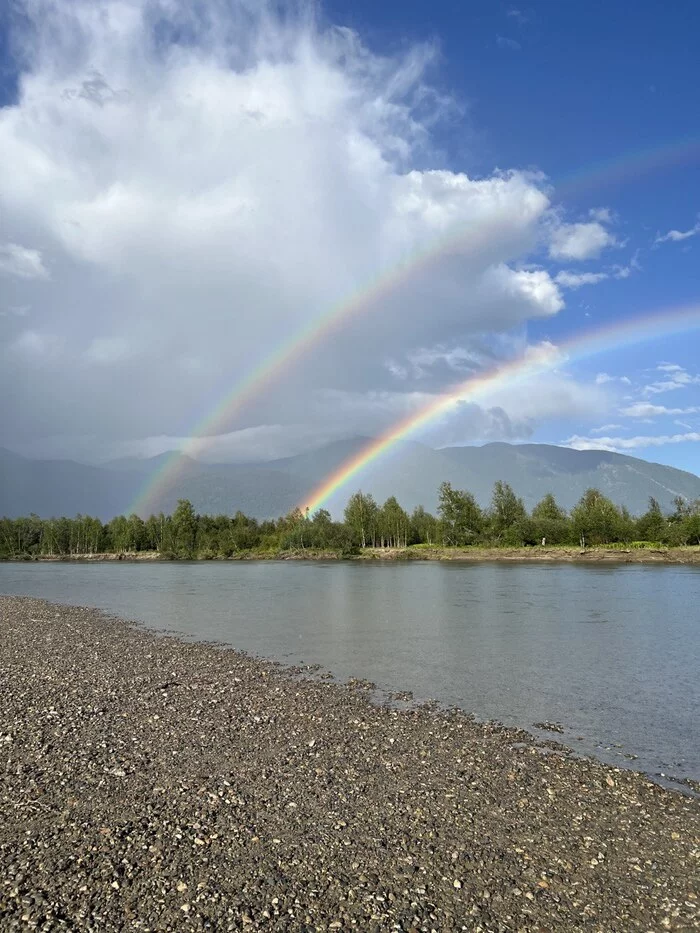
0,595,698,932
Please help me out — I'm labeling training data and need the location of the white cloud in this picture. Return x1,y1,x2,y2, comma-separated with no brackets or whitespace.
402,344,481,378
314,362,607,449
612,264,631,279
590,423,622,434
589,207,613,224
0,243,49,280
653,218,700,246
496,36,521,50
642,370,700,395
619,402,700,417
657,362,683,372
9,329,64,360
84,336,131,364
0,305,31,317
555,270,608,289
487,266,564,316
611,250,642,280
595,372,631,387
566,431,700,452
0,0,579,460
549,221,617,261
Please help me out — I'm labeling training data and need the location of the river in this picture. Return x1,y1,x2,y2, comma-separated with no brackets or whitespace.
1,559,698,787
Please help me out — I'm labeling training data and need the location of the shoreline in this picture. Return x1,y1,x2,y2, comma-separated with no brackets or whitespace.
5,544,700,564
1,596,698,930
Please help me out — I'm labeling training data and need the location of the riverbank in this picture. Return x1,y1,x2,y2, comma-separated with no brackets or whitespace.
1,596,698,930
10,544,700,563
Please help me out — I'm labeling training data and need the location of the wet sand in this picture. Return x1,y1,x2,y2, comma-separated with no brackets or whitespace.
1,595,698,931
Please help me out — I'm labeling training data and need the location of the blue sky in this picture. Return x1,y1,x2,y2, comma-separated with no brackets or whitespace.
324,0,700,468
330,0,700,473
0,0,699,474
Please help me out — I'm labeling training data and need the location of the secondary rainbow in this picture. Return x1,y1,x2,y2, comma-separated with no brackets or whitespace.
131,135,700,515
301,303,700,513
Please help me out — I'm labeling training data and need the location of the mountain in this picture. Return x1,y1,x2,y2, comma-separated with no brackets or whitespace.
437,443,700,515
0,447,142,521
1,441,699,521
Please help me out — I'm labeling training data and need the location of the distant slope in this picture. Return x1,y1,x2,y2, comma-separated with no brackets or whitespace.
0,448,308,521
2,441,699,520
0,448,142,521
436,443,700,515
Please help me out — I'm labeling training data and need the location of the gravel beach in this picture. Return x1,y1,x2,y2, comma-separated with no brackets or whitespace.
1,596,698,931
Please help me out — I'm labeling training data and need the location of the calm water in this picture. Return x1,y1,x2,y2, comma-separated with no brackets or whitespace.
1,560,699,786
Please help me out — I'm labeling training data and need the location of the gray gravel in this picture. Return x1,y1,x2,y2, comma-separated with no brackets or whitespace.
1,595,698,932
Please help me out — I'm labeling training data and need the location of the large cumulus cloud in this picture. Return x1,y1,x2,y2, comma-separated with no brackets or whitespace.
0,0,596,460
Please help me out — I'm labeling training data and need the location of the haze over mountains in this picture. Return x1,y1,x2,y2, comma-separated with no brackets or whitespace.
2,441,700,522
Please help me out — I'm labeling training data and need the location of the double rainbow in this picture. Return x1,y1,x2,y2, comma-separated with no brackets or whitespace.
301,303,700,513
131,135,700,516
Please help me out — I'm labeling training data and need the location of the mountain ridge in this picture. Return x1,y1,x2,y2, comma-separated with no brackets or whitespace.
1,441,699,521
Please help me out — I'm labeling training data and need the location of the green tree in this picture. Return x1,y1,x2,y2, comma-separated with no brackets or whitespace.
279,508,309,550
377,496,409,548
106,515,130,552
409,505,438,545
532,493,566,522
344,491,379,548
571,488,625,545
144,513,165,551
172,499,198,556
670,495,690,523
229,511,260,553
529,493,571,545
683,512,700,545
636,497,666,542
489,481,527,541
438,482,484,546
126,513,147,551
311,509,333,548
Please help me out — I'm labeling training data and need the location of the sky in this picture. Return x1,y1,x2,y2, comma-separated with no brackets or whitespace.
1,0,699,474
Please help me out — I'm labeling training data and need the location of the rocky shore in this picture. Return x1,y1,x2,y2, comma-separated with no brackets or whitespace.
1,596,698,931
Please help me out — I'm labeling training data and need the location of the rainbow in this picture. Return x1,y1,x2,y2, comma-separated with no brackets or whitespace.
129,216,500,514
549,135,700,198
300,303,700,513
131,136,700,515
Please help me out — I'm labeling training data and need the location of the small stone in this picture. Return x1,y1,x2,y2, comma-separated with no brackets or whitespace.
453,880,462,889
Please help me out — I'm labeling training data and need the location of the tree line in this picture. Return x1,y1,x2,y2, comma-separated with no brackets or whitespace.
1,482,700,560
